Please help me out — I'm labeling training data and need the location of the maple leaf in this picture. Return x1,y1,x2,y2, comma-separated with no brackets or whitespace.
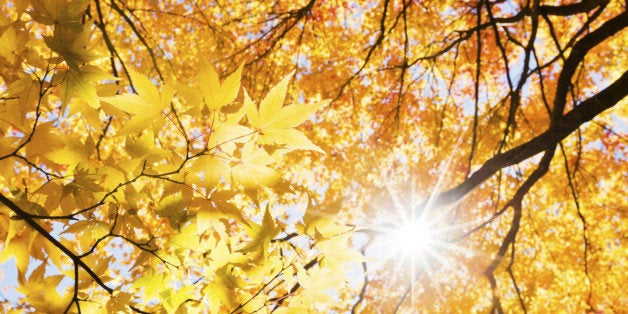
188,154,232,189
244,73,329,153
29,0,91,29
101,69,174,135
232,141,280,188
44,24,102,69
239,205,280,255
45,133,95,166
0,220,36,282
0,26,27,65
61,219,109,252
15,262,72,312
155,192,188,228
315,233,364,282
299,196,351,238
177,55,243,111
160,285,195,312
133,268,165,303
106,291,134,313
55,64,114,108
208,123,253,152
291,268,343,308
124,130,167,160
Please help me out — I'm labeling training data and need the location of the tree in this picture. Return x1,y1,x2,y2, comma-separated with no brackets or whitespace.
0,0,626,312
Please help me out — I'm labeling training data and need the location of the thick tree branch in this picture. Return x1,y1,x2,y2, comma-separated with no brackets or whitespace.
538,0,609,16
415,70,628,213
465,0,608,31
0,193,113,294
552,9,628,123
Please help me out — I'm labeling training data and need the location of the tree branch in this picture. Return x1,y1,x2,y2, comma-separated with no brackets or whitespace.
415,70,628,213
0,193,113,294
552,9,628,124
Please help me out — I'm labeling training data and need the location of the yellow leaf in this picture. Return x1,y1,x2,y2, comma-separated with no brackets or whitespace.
262,99,329,130
0,26,27,64
44,25,102,69
106,291,133,313
128,69,163,108
244,74,327,153
56,65,113,108
43,240,68,274
239,205,280,255
208,123,252,154
0,220,35,281
259,71,294,126
189,155,231,188
316,233,364,281
262,128,324,153
0,137,19,157
15,262,71,313
25,122,66,160
232,142,280,188
98,165,127,191
206,239,248,273
45,135,94,165
294,268,341,306
300,196,349,237
103,94,157,116
133,268,165,303
124,131,166,160
155,192,187,228
197,56,243,111
30,0,91,28
100,70,173,136
202,279,234,314
168,224,200,256
76,301,103,313
61,220,109,252
160,286,195,313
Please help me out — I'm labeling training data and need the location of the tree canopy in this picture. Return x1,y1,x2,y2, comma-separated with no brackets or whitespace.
0,0,626,312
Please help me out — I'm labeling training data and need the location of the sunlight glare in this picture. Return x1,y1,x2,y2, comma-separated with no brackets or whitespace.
391,220,434,254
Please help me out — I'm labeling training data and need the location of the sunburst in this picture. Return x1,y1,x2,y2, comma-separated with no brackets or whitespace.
359,149,489,309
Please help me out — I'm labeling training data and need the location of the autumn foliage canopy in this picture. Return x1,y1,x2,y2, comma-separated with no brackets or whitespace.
0,0,626,312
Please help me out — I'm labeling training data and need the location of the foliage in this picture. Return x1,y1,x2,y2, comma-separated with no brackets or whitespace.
0,0,626,312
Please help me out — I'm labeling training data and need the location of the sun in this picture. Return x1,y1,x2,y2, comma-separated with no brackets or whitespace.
355,142,489,309
390,219,435,255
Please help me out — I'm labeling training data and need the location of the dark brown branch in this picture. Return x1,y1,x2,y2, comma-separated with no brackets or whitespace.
551,9,627,124
0,193,113,294
537,0,608,16
408,0,609,67
393,285,411,313
108,0,164,80
271,232,299,243
92,0,129,78
467,0,483,176
506,244,526,313
415,70,628,214
483,148,555,314
463,0,608,33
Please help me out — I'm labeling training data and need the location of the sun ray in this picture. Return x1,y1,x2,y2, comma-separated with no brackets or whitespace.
421,137,464,218
360,136,498,310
